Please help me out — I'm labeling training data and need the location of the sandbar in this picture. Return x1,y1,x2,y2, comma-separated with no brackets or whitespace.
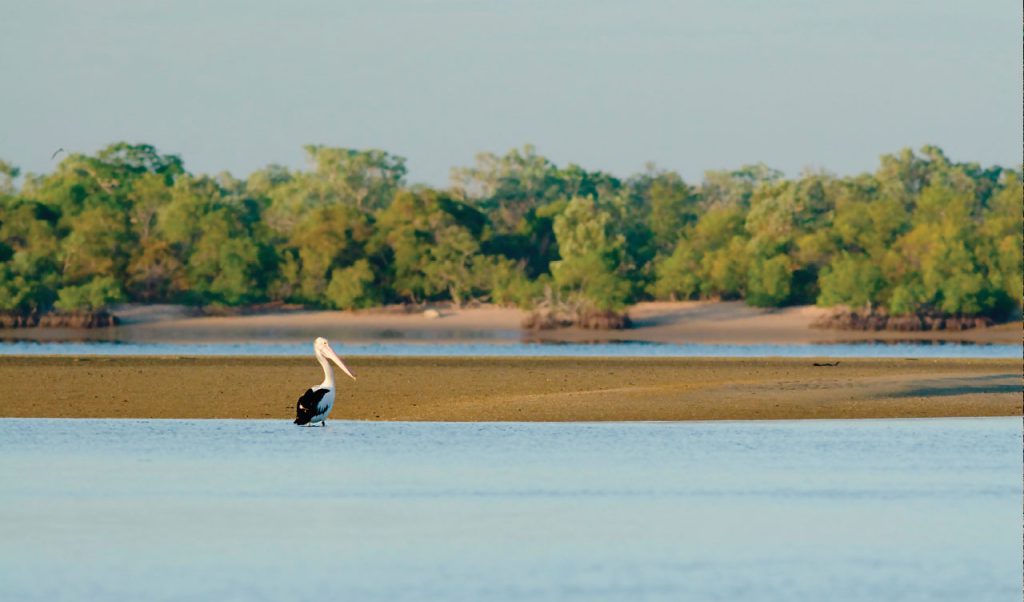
1,356,1019,421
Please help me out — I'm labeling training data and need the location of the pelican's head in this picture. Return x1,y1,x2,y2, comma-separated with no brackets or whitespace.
314,337,356,380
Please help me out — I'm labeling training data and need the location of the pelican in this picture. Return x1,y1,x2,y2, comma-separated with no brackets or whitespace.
294,337,356,426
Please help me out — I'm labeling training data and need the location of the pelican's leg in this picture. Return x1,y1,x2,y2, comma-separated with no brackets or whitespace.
321,420,326,427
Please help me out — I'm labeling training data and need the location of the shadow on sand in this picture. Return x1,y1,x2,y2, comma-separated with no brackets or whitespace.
894,374,1023,398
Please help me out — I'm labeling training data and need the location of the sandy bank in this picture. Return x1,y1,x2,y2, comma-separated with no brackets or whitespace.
1,356,1019,421
578,302,1023,345
4,301,1019,345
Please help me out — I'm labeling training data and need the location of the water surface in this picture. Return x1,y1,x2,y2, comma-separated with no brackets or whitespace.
1,418,1020,601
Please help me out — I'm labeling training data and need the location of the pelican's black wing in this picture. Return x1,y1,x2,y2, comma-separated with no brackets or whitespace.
294,388,331,425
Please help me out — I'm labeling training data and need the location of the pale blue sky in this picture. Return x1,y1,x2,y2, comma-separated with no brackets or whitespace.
2,1,1021,185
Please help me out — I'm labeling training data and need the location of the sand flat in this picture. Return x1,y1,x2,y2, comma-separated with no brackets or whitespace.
1,356,1019,421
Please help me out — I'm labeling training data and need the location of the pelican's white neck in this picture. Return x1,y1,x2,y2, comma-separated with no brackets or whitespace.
316,349,335,389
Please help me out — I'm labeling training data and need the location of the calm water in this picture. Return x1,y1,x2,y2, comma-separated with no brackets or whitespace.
0,418,1020,601
0,339,1018,358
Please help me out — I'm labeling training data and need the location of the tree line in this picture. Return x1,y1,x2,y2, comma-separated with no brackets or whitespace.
0,143,1020,320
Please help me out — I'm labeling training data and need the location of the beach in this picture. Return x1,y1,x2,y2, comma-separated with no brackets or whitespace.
2,301,1020,345
2,356,1019,421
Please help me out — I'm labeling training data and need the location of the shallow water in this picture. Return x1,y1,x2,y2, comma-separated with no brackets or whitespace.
0,418,1020,601
0,339,1018,358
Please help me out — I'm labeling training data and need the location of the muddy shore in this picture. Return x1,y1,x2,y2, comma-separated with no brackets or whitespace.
1,356,1019,421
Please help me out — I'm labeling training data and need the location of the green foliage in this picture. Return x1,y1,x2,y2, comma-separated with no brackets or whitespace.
422,225,483,306
301,146,405,212
289,205,370,302
0,264,59,313
887,285,921,316
0,160,19,195
451,144,562,232
975,173,1024,316
0,143,1017,320
652,241,701,301
746,255,793,307
550,197,630,311
325,259,377,309
59,205,128,282
371,189,500,305
54,276,124,311
484,258,542,307
701,163,784,209
888,182,992,315
185,210,262,305
0,200,61,312
818,253,884,308
690,207,747,299
127,239,183,301
643,169,696,253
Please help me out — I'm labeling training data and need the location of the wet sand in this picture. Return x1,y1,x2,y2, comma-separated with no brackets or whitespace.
1,356,1020,421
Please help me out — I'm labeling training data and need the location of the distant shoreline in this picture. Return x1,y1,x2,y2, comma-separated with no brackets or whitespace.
1,301,1020,345
1,356,1019,421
